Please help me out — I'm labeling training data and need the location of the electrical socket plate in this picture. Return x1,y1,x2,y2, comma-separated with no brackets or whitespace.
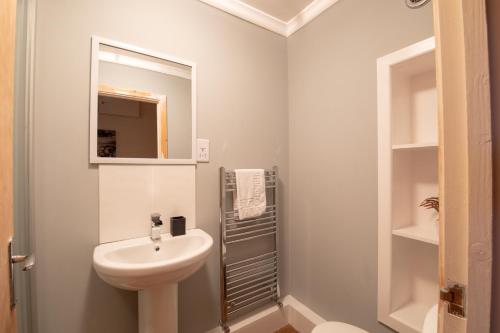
197,139,209,162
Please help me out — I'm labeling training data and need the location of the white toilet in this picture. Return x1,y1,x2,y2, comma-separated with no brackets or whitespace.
312,304,437,333
312,322,369,333
422,304,438,333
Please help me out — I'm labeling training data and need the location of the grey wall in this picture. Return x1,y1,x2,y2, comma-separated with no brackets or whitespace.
32,0,435,332
487,0,500,331
286,1,433,332
99,62,192,159
32,1,288,332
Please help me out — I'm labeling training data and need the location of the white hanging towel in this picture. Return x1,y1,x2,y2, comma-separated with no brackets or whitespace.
233,169,267,220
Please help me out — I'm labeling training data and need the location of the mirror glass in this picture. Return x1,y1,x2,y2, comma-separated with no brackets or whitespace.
91,40,194,163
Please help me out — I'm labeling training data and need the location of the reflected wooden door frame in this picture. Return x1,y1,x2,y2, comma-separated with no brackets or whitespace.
158,95,168,159
97,84,168,159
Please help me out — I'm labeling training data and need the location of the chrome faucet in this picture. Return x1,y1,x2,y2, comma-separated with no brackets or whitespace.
150,213,163,241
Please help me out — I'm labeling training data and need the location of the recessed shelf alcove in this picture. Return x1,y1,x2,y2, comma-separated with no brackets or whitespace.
377,37,438,333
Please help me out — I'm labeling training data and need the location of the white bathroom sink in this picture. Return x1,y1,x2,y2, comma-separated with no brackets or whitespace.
93,229,213,290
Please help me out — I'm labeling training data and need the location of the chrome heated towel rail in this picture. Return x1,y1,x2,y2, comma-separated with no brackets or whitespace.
219,167,281,332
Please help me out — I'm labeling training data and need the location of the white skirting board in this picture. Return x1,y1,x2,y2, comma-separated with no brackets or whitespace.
207,295,326,333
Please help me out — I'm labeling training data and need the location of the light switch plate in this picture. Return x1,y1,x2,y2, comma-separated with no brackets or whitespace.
197,139,209,162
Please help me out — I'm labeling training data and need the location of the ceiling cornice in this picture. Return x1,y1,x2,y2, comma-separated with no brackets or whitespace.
199,0,340,37
286,0,339,36
199,0,288,35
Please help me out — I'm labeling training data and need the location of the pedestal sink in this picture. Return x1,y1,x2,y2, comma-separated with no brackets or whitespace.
93,229,213,333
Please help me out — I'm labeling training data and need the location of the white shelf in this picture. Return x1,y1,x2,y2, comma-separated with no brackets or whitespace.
392,143,438,150
390,301,431,332
392,223,439,245
378,37,439,333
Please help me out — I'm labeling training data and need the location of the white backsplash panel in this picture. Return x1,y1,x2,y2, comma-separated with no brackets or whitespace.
99,165,196,243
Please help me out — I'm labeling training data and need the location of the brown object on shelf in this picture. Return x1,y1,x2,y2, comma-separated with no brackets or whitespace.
419,196,439,213
274,325,299,333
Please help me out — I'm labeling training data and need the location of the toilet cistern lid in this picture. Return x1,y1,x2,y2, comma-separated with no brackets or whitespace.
312,322,369,333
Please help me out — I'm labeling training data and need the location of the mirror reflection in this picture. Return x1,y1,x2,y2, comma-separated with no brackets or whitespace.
96,44,192,160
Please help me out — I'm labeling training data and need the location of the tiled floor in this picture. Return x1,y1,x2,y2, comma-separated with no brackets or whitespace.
273,324,299,333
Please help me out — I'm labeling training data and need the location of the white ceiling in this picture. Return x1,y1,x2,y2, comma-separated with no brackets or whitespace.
240,0,315,22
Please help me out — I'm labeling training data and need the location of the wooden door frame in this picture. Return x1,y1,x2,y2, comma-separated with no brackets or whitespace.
0,0,17,332
433,0,492,332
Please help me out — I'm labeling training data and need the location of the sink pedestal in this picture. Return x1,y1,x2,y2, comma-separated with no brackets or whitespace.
139,284,178,333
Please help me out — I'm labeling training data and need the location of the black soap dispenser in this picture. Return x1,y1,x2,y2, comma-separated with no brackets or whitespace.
170,216,186,236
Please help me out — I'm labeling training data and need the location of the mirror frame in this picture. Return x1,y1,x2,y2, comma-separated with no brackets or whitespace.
89,36,197,164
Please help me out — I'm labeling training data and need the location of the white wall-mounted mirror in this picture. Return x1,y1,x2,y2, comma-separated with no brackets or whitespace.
90,37,196,164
